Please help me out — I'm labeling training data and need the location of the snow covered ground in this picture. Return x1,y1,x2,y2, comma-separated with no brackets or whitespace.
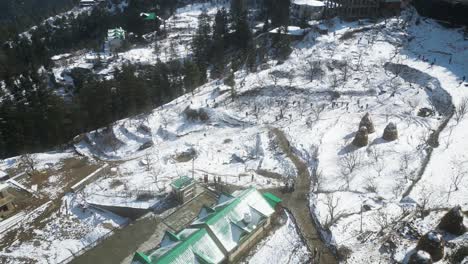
0,194,128,263
74,8,468,263
243,212,312,264
2,2,468,263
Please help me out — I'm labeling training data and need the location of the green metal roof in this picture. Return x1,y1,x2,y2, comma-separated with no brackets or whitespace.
170,176,194,190
263,192,282,207
141,12,157,20
156,228,207,264
133,252,151,264
132,187,276,264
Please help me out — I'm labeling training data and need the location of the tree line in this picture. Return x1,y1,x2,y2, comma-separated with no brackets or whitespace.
0,0,293,158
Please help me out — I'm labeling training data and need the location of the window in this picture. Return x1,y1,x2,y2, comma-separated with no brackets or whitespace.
0,205,9,212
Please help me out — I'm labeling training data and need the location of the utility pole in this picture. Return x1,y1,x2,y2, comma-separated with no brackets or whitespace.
192,157,195,179
360,204,363,233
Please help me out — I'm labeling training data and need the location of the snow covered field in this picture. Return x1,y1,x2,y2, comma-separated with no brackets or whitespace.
74,8,467,263
1,2,468,263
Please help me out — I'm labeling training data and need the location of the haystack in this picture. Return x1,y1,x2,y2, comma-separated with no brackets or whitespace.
438,206,466,236
352,126,369,147
383,122,398,141
359,113,375,133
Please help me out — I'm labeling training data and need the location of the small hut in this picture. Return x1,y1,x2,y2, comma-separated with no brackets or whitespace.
170,176,195,204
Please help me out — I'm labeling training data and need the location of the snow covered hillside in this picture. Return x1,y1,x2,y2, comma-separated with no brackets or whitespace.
73,8,468,263
1,2,467,263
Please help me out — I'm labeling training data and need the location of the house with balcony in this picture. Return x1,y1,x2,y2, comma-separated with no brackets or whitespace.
132,187,282,264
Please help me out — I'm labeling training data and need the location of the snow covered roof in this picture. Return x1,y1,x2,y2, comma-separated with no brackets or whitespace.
107,27,126,40
292,0,326,7
137,228,226,264
192,187,276,252
0,183,9,191
170,176,194,190
269,26,307,36
133,188,280,264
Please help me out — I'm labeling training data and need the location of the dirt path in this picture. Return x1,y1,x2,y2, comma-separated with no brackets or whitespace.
269,128,337,264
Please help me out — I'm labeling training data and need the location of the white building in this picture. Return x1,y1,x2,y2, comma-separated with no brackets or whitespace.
291,0,326,21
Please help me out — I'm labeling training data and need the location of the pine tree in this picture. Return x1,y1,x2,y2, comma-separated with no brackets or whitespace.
232,11,253,54
192,11,212,83
184,60,201,93
211,8,228,78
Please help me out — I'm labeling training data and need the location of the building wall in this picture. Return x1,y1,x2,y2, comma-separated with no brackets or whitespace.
228,217,272,262
0,189,15,218
292,4,325,21
325,0,394,19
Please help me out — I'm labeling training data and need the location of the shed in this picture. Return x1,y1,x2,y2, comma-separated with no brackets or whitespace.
171,176,195,204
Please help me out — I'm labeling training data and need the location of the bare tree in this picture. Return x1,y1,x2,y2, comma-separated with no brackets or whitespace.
418,185,433,219
339,151,363,189
329,74,339,90
143,153,152,172
20,153,37,174
310,103,327,123
364,176,378,193
444,125,455,150
447,158,467,202
268,70,281,87
454,97,468,124
373,160,385,178
303,59,323,82
367,146,383,163
324,193,344,229
399,151,413,173
372,207,395,234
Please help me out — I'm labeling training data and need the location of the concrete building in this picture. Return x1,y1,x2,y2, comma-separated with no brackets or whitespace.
132,187,282,264
171,176,196,204
79,0,106,7
0,184,15,219
291,0,326,21
324,0,407,19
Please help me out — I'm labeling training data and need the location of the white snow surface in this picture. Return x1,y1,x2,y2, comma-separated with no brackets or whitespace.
75,9,468,263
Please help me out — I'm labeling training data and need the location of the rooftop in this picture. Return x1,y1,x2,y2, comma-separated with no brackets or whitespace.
292,0,326,7
133,188,281,264
170,176,194,190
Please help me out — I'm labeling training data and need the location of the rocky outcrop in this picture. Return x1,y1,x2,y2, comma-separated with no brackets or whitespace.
416,231,445,262
352,126,369,147
383,122,398,141
183,107,209,122
409,250,433,264
359,113,375,133
438,206,466,236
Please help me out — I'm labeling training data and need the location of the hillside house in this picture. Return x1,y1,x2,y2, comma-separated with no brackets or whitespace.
171,176,195,204
79,0,105,7
132,187,282,264
104,27,126,54
324,0,406,19
0,171,9,182
0,184,15,219
291,0,326,21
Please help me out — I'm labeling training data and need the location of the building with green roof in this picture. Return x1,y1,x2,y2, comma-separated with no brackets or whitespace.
171,176,195,204
132,187,282,264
